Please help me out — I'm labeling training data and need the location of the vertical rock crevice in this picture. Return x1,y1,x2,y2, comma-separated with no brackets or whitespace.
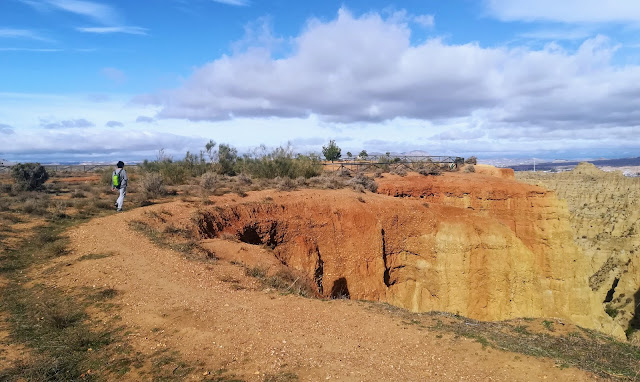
314,249,324,295
382,228,391,287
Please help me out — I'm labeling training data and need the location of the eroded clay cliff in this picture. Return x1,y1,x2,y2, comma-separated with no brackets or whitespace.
187,167,623,338
517,162,640,339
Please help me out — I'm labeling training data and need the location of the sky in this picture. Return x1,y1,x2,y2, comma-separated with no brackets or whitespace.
1,0,640,163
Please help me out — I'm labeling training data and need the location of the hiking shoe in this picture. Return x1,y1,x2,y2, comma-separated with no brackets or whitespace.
117,209,122,212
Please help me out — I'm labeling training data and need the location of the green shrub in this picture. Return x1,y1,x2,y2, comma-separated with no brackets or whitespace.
605,305,619,318
140,157,187,185
11,163,49,191
236,145,322,179
182,150,209,177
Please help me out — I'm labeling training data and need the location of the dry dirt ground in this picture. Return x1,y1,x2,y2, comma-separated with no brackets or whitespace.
28,189,607,382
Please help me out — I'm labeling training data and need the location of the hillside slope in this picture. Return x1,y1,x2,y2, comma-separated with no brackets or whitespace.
517,163,640,341
43,196,600,381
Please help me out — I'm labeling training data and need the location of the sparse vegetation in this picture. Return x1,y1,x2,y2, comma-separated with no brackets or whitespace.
200,171,219,191
140,171,166,198
5,148,635,381
465,156,478,165
605,305,619,318
244,266,317,298
129,217,216,261
366,305,640,381
236,144,323,179
418,163,442,176
349,174,378,193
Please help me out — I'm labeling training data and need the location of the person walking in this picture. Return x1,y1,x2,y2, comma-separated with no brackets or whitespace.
111,161,128,211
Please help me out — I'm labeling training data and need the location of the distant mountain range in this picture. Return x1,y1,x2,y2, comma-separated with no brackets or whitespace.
505,157,640,172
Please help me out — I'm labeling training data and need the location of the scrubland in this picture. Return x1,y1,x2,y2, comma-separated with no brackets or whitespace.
0,156,638,381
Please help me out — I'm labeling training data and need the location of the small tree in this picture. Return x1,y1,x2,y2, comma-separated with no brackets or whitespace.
217,143,238,176
205,140,217,163
346,151,352,158
11,163,49,191
322,140,341,162
359,150,368,159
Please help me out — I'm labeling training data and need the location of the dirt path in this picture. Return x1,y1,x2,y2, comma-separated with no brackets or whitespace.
38,201,601,381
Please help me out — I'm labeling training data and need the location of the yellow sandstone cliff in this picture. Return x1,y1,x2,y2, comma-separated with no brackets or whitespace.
517,162,640,340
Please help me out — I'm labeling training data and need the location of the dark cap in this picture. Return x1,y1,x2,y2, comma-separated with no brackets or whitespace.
117,161,124,168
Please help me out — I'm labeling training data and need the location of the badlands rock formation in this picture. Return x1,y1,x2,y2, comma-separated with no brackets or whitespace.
189,166,624,338
517,163,640,339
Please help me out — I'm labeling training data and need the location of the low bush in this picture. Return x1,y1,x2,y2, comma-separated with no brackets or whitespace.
277,177,297,191
236,173,252,185
465,156,478,165
349,174,378,193
200,172,218,191
140,172,166,198
308,174,345,190
20,196,49,215
390,166,407,176
11,163,49,191
418,164,442,176
464,165,476,173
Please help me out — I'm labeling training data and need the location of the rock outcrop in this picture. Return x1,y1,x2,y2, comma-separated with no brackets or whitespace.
191,168,623,338
517,162,640,338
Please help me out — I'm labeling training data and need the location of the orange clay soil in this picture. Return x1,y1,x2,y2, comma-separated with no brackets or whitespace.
31,184,604,381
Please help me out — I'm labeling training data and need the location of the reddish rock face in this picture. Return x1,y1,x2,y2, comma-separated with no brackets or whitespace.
191,170,623,338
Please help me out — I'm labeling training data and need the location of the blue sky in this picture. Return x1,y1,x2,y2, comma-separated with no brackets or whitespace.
1,0,639,163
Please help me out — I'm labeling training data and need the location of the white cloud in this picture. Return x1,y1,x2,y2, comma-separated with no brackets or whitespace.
77,26,148,35
40,118,95,129
2,128,206,162
0,48,62,52
210,0,249,6
22,0,147,36
519,27,593,41
43,0,118,24
413,14,435,28
0,28,54,42
485,0,640,23
145,9,640,138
